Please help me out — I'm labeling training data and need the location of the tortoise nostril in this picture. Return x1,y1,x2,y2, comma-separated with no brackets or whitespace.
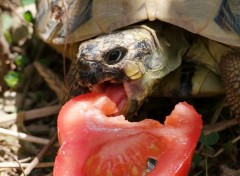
78,61,91,71
91,62,98,69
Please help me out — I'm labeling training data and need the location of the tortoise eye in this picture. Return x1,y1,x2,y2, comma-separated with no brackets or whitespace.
104,47,127,65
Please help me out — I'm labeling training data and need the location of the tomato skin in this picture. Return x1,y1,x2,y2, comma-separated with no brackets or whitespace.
57,93,118,144
149,102,202,176
54,93,202,176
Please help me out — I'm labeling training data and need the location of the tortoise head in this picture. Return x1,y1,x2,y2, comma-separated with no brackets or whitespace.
66,24,189,118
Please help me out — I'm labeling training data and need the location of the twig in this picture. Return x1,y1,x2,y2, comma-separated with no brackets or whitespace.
0,105,60,126
210,97,225,124
18,157,32,163
0,127,49,145
0,162,54,168
62,0,70,82
0,145,25,176
203,118,239,135
214,134,240,157
33,61,65,100
24,104,61,120
220,165,240,176
21,132,57,175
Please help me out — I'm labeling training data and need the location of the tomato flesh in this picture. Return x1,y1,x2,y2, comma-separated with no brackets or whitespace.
54,92,202,176
84,133,168,175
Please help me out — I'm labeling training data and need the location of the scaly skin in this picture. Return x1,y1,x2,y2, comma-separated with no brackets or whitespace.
65,22,240,118
220,52,240,118
65,22,189,117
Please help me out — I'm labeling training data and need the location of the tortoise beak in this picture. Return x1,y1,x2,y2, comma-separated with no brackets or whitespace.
120,52,176,118
121,78,156,118
120,99,139,119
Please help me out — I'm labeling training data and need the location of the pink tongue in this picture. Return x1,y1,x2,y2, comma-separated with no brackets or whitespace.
92,83,127,113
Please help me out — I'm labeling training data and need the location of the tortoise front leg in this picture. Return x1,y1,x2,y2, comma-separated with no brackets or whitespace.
220,52,240,119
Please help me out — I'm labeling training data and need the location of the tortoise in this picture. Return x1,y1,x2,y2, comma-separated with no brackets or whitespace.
36,0,240,118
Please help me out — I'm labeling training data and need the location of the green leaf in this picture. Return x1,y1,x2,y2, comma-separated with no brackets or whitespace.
4,71,23,88
15,55,28,67
199,132,206,144
192,153,202,166
4,31,12,44
21,0,36,6
205,132,219,146
23,11,33,23
199,132,219,146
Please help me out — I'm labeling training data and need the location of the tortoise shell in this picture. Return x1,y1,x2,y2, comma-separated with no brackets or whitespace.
36,0,240,46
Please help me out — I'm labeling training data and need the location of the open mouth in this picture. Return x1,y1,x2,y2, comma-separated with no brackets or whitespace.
90,82,129,116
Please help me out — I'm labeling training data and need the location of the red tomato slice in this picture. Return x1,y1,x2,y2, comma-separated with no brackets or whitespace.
54,93,202,176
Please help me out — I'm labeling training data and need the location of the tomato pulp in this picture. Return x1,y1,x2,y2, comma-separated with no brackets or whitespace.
54,91,202,176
